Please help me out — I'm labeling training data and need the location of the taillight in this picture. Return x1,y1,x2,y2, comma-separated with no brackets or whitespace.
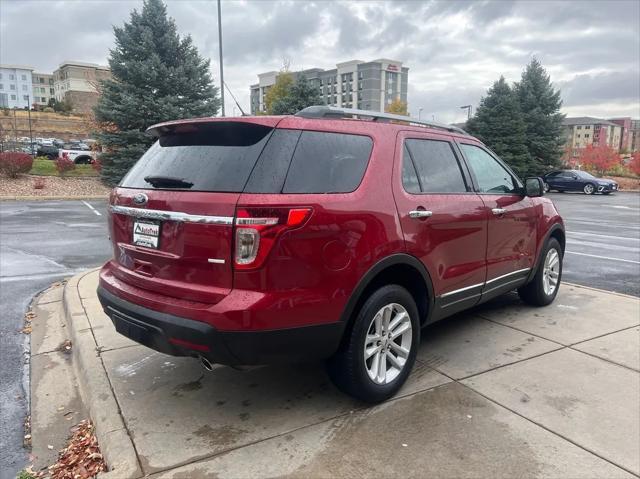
234,207,312,269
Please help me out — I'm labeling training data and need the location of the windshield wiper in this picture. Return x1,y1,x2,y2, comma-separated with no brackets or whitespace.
144,175,194,189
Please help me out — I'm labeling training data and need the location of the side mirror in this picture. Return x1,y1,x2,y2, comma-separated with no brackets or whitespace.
524,177,544,197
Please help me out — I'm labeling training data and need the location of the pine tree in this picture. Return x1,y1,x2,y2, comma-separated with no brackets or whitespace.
466,77,531,176
94,0,220,185
270,76,321,115
514,58,565,173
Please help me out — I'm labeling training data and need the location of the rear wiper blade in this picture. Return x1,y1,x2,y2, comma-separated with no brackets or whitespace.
144,175,194,188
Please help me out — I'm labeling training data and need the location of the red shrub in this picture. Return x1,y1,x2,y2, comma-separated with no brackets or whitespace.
92,158,102,173
0,152,33,178
578,144,620,175
55,156,76,175
630,152,640,176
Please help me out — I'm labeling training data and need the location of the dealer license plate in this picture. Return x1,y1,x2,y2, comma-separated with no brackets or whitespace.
133,219,161,249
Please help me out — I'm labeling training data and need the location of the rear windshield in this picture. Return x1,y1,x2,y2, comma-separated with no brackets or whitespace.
120,122,273,192
121,123,372,194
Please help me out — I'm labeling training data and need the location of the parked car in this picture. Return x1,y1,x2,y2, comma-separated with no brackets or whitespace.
36,145,59,159
543,170,618,195
58,147,97,164
97,106,565,402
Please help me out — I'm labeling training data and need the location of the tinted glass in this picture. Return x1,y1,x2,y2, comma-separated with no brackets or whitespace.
402,144,420,193
120,122,273,192
282,131,372,193
460,144,518,194
405,139,467,193
244,129,301,193
576,170,595,179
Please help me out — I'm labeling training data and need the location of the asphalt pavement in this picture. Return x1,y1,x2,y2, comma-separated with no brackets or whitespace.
0,200,110,479
548,191,640,297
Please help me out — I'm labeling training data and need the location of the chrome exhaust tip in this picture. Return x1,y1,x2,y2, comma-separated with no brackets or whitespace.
199,356,214,372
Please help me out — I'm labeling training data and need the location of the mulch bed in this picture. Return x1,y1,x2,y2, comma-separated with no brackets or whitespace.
0,174,111,198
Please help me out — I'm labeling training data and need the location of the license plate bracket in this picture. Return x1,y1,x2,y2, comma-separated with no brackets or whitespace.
133,219,161,249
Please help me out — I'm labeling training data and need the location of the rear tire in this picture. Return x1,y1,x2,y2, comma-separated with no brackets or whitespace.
543,182,550,193
518,238,563,306
326,285,420,403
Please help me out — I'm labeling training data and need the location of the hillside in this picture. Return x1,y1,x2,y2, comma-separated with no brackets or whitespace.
0,109,92,141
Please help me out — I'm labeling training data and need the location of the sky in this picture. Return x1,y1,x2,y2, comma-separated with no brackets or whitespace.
1,0,639,123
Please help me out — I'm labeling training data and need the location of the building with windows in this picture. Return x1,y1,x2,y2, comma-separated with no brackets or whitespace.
630,119,640,152
53,61,111,114
32,72,54,108
250,59,408,115
563,117,623,152
0,65,34,109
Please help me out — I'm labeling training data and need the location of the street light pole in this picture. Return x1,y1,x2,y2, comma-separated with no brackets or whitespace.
217,0,225,117
459,105,472,120
27,95,33,150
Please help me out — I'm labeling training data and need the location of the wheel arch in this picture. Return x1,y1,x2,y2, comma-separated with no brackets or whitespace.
527,223,565,283
339,254,435,340
74,155,92,164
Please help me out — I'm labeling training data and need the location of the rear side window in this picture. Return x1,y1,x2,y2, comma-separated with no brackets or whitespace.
282,131,372,193
403,139,467,193
120,122,273,192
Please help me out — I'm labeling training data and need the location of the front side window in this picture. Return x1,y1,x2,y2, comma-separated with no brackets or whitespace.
403,139,467,193
459,144,519,194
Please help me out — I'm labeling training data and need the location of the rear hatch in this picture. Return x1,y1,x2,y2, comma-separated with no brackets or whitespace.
109,119,279,304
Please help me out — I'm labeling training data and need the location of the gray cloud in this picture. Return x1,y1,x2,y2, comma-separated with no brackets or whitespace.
1,0,638,122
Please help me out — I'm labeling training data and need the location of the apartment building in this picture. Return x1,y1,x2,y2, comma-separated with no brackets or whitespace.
563,117,623,152
32,72,55,107
53,61,111,114
250,59,409,114
0,65,34,109
630,120,640,152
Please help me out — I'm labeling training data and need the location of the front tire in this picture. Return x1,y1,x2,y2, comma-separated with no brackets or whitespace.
583,183,595,195
518,238,563,306
327,285,420,403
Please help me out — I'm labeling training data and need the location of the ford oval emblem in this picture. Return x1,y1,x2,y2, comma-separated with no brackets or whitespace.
132,193,148,206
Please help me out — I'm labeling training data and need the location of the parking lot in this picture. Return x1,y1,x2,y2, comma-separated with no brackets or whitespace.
1,191,639,478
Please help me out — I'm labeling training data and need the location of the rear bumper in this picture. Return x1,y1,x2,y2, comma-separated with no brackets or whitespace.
97,286,345,366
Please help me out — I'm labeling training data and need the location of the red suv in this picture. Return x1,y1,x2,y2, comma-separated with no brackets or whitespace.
98,106,565,402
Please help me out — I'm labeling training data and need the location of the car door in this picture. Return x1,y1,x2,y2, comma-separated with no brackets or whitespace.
392,131,488,320
457,142,537,300
558,171,580,191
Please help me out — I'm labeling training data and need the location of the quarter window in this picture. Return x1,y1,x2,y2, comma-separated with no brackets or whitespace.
282,131,372,193
403,139,467,193
460,144,519,194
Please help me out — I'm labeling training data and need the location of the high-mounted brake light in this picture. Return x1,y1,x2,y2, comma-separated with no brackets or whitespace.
234,207,312,269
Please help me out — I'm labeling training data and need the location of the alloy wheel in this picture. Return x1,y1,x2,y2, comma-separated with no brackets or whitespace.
543,182,550,193
584,184,595,195
542,247,560,296
363,303,413,385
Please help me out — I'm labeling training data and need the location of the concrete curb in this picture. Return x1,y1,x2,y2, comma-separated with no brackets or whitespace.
62,269,141,479
0,195,109,201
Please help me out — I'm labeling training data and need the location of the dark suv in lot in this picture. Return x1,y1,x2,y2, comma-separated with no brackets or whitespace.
98,106,565,402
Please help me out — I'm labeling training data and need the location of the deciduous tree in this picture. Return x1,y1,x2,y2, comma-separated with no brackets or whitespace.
578,144,620,175
270,75,321,115
264,71,294,114
385,99,408,116
94,0,220,185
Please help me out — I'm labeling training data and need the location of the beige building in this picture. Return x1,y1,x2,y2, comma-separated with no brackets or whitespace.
53,61,111,114
563,117,622,152
32,72,54,107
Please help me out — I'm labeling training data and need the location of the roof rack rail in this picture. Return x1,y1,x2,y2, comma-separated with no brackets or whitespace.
295,106,467,135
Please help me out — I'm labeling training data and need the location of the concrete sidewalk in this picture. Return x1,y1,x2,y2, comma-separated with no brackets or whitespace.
32,269,640,478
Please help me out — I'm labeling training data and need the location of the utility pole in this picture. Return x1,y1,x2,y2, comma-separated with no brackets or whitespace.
460,105,472,120
418,108,423,120
217,0,225,117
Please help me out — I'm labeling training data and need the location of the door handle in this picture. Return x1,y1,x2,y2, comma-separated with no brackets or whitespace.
492,208,506,216
409,210,433,219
